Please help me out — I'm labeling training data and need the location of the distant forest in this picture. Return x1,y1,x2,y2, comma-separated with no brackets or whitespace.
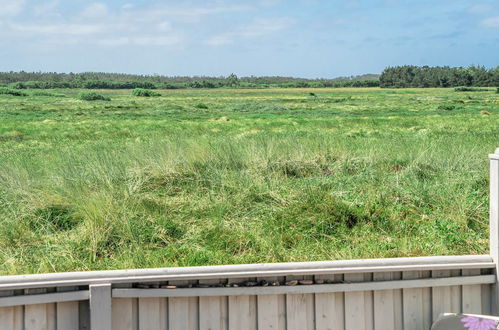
0,72,380,89
1,66,498,89
380,65,499,88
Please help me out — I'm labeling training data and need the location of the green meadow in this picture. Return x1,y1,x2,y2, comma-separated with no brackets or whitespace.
0,87,498,275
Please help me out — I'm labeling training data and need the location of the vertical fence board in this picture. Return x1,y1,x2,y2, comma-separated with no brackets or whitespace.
314,274,338,330
257,277,285,330
334,274,345,330
24,289,47,330
450,270,462,314
403,271,424,330
56,287,79,330
112,283,137,330
0,291,15,330
462,269,482,314
199,279,227,330
344,273,365,330
168,280,197,330
139,297,166,330
79,300,90,330
90,284,112,330
286,275,314,330
482,283,492,315
373,272,395,330
422,271,432,330
228,278,257,330
432,270,452,322
363,273,374,330
112,298,136,330
392,272,403,330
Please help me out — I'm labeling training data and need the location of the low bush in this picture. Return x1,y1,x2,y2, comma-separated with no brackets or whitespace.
132,88,161,97
0,87,27,96
437,104,456,111
31,91,66,97
195,103,209,109
77,92,111,101
454,87,491,92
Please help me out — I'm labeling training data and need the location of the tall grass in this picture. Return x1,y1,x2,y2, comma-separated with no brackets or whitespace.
0,133,490,274
0,87,497,274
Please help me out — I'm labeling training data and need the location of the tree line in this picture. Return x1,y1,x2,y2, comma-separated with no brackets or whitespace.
379,65,499,88
0,72,380,89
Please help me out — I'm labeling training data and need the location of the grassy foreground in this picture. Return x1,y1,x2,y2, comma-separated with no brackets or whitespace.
0,87,498,275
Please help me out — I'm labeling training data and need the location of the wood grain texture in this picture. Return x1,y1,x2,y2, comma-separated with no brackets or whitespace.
56,287,79,330
199,279,227,330
402,271,424,330
373,272,395,330
344,273,365,330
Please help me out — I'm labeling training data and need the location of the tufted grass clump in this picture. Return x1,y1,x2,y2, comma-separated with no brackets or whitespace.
132,88,161,97
77,91,111,101
0,87,28,96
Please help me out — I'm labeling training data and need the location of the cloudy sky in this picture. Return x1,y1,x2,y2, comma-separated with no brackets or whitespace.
0,0,498,78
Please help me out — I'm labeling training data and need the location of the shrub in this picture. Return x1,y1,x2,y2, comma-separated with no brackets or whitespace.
195,103,209,109
496,87,499,94
0,87,27,96
437,104,456,111
30,91,66,97
454,87,491,92
77,92,111,101
132,88,161,97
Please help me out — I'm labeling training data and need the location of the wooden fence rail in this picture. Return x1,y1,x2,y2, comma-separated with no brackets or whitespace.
0,148,498,330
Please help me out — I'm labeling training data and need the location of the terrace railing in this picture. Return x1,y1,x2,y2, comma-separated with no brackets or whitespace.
0,148,499,330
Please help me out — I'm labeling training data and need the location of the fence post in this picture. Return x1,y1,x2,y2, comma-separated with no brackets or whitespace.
490,148,499,315
90,284,112,330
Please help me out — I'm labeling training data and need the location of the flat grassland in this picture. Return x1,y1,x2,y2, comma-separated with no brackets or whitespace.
0,88,498,275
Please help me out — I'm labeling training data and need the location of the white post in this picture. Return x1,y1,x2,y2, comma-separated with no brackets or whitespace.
90,284,112,330
490,148,499,315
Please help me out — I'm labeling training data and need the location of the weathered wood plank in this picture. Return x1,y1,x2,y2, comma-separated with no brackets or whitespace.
314,274,337,330
0,291,15,330
168,280,196,330
112,283,137,330
432,270,452,322
462,269,482,314
79,300,91,330
25,289,48,330
286,275,314,330
256,276,284,330
199,279,227,330
138,298,163,330
227,277,256,330
344,273,365,330
402,271,424,330
90,284,112,330
373,272,395,330
112,298,136,330
363,273,374,330
57,286,79,330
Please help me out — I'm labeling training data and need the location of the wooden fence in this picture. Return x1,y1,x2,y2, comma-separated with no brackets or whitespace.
0,148,499,330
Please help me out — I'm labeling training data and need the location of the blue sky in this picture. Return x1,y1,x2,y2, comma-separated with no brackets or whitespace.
0,0,498,78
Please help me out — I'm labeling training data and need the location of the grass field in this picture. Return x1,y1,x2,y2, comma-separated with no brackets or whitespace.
0,87,498,275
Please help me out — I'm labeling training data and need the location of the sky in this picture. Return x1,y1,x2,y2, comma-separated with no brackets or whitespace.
0,0,498,78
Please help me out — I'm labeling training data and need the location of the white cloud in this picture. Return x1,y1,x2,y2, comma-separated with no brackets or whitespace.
157,21,172,32
205,34,233,46
81,3,108,18
205,17,294,46
481,16,499,28
469,4,492,14
0,0,25,17
96,35,183,47
10,23,106,35
239,18,294,37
